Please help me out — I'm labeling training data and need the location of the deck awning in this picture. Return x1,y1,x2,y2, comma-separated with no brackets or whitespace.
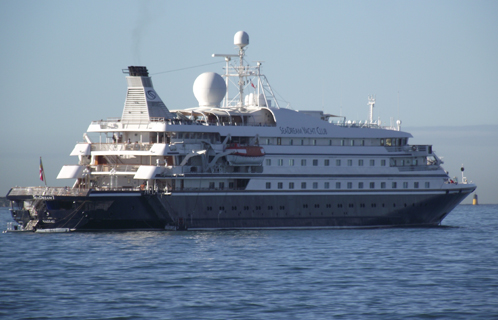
57,165,85,179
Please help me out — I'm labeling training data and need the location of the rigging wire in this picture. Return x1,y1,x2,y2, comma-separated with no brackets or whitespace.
271,87,292,109
150,61,224,75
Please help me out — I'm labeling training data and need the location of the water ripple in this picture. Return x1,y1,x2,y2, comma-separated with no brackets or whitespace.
1,205,498,319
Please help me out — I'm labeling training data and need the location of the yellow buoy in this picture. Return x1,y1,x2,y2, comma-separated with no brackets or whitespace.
473,194,478,205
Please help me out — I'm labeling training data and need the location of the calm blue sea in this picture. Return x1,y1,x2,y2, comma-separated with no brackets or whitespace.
1,205,497,320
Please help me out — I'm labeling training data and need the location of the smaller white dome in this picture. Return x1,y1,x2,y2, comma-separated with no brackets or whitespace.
234,31,249,49
193,72,226,107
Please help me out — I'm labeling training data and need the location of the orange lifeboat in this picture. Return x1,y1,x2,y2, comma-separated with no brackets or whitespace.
225,143,265,165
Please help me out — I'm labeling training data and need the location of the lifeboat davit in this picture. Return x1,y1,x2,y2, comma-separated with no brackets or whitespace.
225,143,265,166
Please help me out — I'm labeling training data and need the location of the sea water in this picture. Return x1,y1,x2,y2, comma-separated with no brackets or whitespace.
0,205,497,320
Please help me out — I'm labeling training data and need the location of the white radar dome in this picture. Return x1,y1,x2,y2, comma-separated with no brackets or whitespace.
234,31,249,49
193,72,226,107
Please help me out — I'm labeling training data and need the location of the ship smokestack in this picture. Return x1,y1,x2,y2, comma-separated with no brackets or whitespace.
121,66,173,122
128,66,149,77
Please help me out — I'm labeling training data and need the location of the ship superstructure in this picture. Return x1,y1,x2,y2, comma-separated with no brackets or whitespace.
6,31,476,231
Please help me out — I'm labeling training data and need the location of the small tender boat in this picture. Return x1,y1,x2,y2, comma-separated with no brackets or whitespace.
226,143,265,165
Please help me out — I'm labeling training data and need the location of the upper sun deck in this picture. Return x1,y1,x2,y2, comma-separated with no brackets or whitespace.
87,105,410,141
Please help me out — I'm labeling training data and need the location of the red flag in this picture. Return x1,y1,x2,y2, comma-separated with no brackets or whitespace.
251,81,255,89
39,157,45,181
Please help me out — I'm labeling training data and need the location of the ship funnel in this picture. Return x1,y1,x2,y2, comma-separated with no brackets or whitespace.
121,66,173,122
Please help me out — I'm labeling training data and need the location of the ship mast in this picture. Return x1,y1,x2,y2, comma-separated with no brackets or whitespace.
368,95,375,124
212,31,280,110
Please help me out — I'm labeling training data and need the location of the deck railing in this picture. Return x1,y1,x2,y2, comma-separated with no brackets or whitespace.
8,187,90,197
91,143,153,152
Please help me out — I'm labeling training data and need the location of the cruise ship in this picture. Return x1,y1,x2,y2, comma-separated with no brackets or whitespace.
6,31,476,231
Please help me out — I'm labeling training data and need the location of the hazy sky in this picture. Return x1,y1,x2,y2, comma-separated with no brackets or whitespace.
1,0,496,203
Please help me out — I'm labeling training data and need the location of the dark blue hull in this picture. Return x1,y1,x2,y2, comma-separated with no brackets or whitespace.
7,186,476,231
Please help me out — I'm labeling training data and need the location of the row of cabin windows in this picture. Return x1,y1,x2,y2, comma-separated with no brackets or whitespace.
265,138,408,146
207,202,427,212
266,158,388,167
266,181,430,189
207,205,286,211
209,182,234,189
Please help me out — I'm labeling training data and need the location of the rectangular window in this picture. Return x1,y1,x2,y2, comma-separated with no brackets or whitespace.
312,139,316,146
290,139,293,145
336,182,341,189
347,182,353,189
381,159,386,166
358,159,364,166
229,182,234,189
403,182,408,189
301,182,307,189
392,182,397,189
266,159,271,166
361,140,365,146
381,182,386,189
324,159,330,166
266,182,271,189
370,182,375,189
351,140,355,146
289,182,294,189
347,159,353,166
414,159,418,166
358,182,364,189
266,138,270,145
301,140,304,145
219,182,224,190
386,138,392,146
414,182,419,189
278,182,283,189
313,182,318,189
370,159,375,166
278,159,283,166
209,182,215,189
289,159,294,166
329,140,332,146
341,139,345,146
425,182,430,188
324,182,330,189
380,139,385,146
313,159,318,166
277,137,281,145
336,159,341,166
301,159,307,166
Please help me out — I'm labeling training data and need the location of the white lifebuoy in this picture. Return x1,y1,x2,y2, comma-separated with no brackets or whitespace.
412,146,417,151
